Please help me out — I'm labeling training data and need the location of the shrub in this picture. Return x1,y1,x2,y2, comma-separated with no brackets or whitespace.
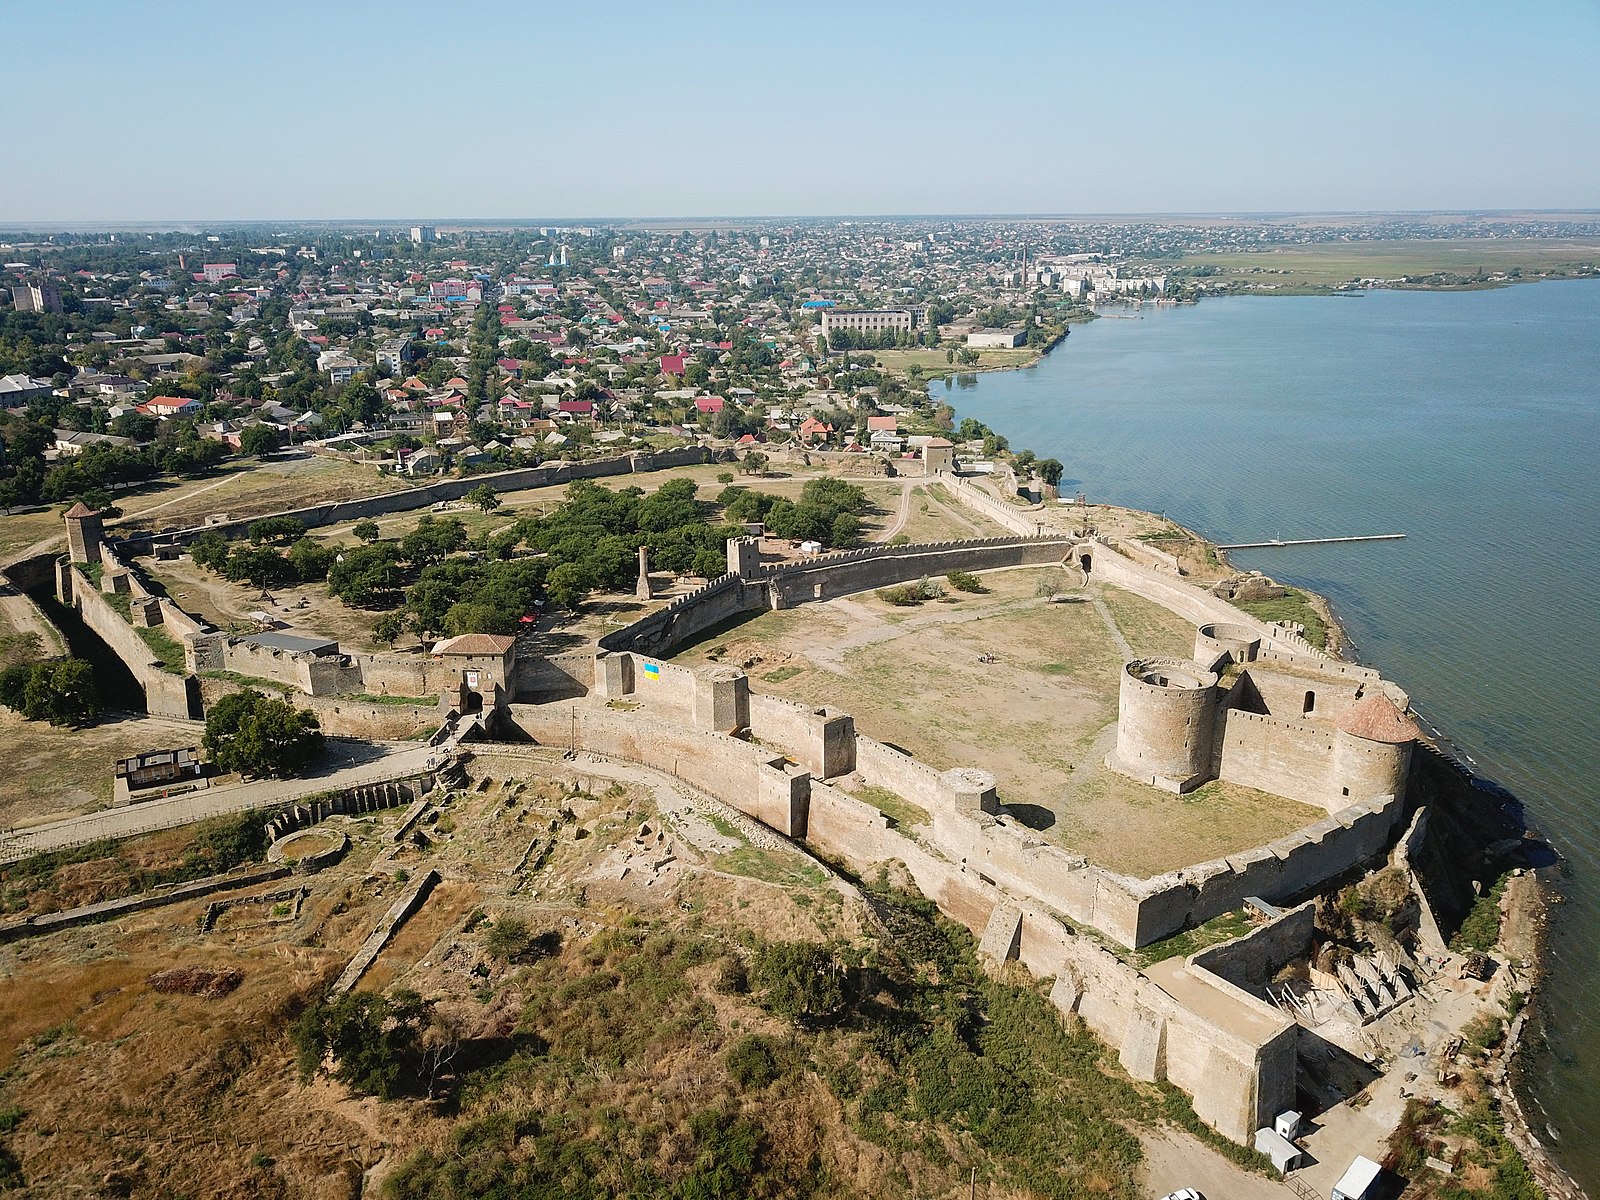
875,584,923,606
946,570,983,593
750,941,844,1022
484,915,542,962
725,1034,795,1089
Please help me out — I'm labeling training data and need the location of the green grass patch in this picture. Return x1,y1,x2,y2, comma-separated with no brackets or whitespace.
715,847,828,888
347,693,436,707
201,669,296,695
1233,587,1328,648
135,624,187,673
849,783,930,828
1451,875,1508,952
762,666,803,683
1131,908,1256,969
704,811,747,843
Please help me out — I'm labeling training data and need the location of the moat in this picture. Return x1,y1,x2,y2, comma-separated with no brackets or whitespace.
945,277,1600,1192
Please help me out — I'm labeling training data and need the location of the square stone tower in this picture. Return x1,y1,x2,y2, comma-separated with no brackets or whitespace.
64,502,104,565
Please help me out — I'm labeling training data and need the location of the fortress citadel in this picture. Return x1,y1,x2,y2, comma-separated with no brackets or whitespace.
6,474,1447,1149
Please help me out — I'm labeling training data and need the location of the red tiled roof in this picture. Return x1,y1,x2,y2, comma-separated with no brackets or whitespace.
432,633,516,656
1336,694,1421,744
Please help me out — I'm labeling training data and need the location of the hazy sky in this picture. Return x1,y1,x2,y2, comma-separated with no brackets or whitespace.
4,0,1598,222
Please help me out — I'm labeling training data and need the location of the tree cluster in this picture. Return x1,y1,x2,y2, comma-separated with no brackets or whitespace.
718,476,868,547
0,659,99,727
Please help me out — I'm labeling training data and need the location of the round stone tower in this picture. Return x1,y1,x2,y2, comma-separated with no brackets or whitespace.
1193,621,1261,672
1111,657,1219,792
1330,693,1419,806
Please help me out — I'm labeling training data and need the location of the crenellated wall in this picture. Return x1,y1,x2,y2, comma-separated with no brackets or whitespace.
1093,549,1328,659
762,536,1075,608
596,574,767,657
139,447,718,551
60,563,196,718
935,475,1046,537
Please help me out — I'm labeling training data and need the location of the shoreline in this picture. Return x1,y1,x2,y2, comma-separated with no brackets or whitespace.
929,375,1577,1194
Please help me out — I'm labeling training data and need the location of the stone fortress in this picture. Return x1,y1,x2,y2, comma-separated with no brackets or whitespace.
14,470,1444,1152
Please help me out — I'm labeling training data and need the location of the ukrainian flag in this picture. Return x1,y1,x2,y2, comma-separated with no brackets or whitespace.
643,661,661,682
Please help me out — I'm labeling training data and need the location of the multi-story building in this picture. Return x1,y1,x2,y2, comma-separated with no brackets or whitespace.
375,336,414,375
410,225,436,244
10,281,63,313
200,263,238,283
819,308,914,338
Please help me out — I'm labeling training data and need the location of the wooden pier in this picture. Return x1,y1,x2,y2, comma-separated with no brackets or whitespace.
1216,533,1406,551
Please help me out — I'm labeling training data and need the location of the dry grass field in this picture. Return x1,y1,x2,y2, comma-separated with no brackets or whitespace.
1177,237,1600,289
671,567,1320,877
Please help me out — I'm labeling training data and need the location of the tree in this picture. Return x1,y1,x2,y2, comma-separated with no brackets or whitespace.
1035,458,1065,488
327,542,400,606
286,536,335,582
239,424,281,458
0,659,99,727
203,688,325,779
545,561,592,611
351,519,382,544
465,483,501,514
400,516,466,567
223,545,295,591
373,611,407,646
291,988,432,1100
248,515,307,544
739,450,769,476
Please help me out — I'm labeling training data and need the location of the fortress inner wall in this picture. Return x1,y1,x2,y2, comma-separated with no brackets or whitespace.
61,563,196,719
1214,709,1336,809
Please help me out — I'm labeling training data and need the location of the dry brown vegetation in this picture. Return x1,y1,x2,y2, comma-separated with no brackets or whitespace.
675,569,1319,876
0,755,1230,1198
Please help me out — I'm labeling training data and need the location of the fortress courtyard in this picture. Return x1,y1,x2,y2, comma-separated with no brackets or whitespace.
665,564,1322,879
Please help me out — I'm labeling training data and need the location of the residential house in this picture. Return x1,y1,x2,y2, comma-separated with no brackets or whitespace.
0,374,53,406
138,395,202,419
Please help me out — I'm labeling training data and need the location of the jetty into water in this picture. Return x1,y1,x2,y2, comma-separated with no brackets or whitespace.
1217,533,1406,550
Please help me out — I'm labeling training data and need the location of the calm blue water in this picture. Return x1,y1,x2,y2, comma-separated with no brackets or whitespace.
943,280,1600,1189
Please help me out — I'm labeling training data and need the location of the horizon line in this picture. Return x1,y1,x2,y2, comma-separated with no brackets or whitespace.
4,207,1600,233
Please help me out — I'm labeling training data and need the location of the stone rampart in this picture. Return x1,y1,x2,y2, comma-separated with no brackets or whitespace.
748,694,855,778
762,536,1074,607
1121,794,1404,945
64,563,196,718
798,760,1294,1143
1111,536,1183,574
1094,549,1327,659
854,735,946,809
504,702,809,836
1189,902,1317,994
596,574,766,657
147,447,716,549
1214,709,1336,810
517,651,593,700
936,476,1045,537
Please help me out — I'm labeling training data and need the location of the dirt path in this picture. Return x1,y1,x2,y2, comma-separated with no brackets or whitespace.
122,471,240,521
0,741,438,862
870,479,917,542
0,583,64,656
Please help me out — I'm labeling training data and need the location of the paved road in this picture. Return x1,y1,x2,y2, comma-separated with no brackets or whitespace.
0,741,439,863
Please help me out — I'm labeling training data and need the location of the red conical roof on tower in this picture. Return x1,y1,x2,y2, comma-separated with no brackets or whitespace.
1337,694,1421,744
